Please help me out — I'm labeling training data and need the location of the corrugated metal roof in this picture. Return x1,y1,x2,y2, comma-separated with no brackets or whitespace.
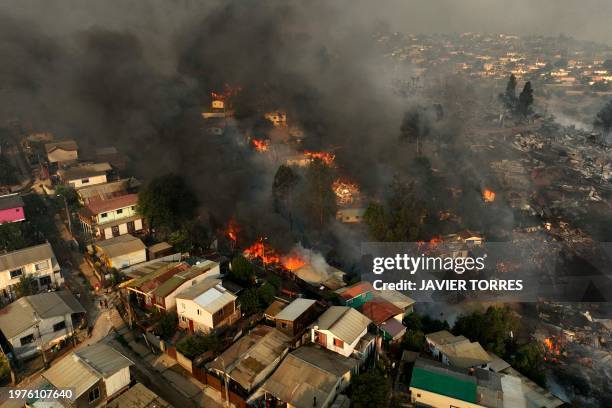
0,291,84,339
176,278,236,314
0,243,56,272
0,194,24,211
207,326,290,391
314,306,371,344
107,383,172,408
84,193,138,215
152,261,218,299
275,298,316,322
359,299,403,325
94,234,146,259
43,343,133,400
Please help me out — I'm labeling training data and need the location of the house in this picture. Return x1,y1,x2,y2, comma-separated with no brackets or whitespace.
375,290,415,316
274,298,319,339
124,260,220,310
335,208,366,224
176,278,240,333
42,343,133,408
147,242,174,260
76,177,140,205
57,162,112,188
106,382,171,408
0,291,84,359
264,298,289,322
311,306,372,358
409,358,503,408
92,234,146,269
359,299,407,343
257,345,359,408
292,263,346,290
336,282,375,308
44,140,78,164
78,194,143,240
207,325,290,396
426,330,492,370
0,194,25,224
0,243,63,301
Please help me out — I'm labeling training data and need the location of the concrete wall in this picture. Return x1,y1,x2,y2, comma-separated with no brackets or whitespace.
312,327,366,358
0,257,62,296
9,313,75,358
103,366,131,398
108,249,146,269
68,174,107,188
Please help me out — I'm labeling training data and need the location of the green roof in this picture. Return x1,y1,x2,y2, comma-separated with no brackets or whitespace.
410,366,477,403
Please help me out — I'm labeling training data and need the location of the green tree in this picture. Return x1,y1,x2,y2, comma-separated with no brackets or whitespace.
155,312,178,340
500,74,518,110
238,288,261,315
301,158,336,227
401,329,425,352
257,282,277,306
229,256,255,286
349,369,389,408
272,165,300,215
511,342,546,386
55,184,80,209
0,223,28,251
0,353,11,385
168,222,209,254
453,306,519,357
15,274,36,298
137,174,198,232
176,333,221,359
594,99,612,137
0,156,17,185
364,177,426,241
517,81,534,116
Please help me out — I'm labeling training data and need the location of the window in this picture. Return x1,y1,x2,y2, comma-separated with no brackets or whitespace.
10,268,23,279
100,212,108,218
39,276,52,287
416,393,421,398
35,261,49,271
197,309,201,315
81,178,90,184
20,334,35,346
131,206,135,211
88,387,100,403
333,338,344,348
280,322,288,329
116,209,123,214
53,321,66,332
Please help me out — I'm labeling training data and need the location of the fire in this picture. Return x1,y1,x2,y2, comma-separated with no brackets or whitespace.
243,239,280,265
226,221,239,242
333,179,360,205
429,236,443,247
482,189,496,202
252,138,269,152
543,336,562,359
304,150,335,166
281,255,306,271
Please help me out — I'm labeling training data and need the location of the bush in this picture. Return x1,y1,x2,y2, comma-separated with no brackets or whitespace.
177,334,221,359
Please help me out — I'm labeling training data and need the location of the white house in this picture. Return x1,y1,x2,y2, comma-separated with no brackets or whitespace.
0,291,85,359
93,234,146,269
0,243,63,301
426,330,492,370
78,193,143,240
43,343,133,407
311,306,371,358
57,162,111,188
176,278,240,333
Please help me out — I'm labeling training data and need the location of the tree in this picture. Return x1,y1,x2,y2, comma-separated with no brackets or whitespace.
594,99,612,137
453,306,519,357
401,329,425,352
400,108,430,154
349,369,389,408
301,158,336,227
176,333,221,359
364,177,427,242
55,184,80,209
229,256,255,286
0,156,17,185
155,312,178,340
0,223,28,251
168,221,209,254
238,288,261,315
500,74,518,110
0,353,11,385
511,342,546,386
257,281,277,306
137,174,198,232
272,165,299,215
517,81,534,116
15,274,36,298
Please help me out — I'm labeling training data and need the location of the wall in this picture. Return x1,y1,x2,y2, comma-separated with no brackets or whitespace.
312,327,366,357
103,366,131,398
0,257,62,295
177,298,214,331
68,174,107,188
96,205,137,224
9,313,74,358
0,206,25,223
409,387,484,408
48,150,78,163
108,249,146,269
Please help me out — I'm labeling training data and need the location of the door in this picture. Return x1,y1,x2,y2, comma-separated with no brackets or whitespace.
317,331,327,347
188,319,194,332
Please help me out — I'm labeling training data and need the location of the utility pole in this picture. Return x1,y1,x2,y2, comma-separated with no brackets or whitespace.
58,194,72,235
220,357,230,408
33,312,48,368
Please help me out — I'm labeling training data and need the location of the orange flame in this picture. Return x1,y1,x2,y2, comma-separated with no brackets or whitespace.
252,138,269,152
281,255,306,271
333,178,359,205
429,236,443,247
243,240,280,265
304,150,335,166
483,189,496,202
227,221,239,242
543,337,561,357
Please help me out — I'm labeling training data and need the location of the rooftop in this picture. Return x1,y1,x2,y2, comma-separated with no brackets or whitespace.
0,291,85,338
314,306,371,344
58,162,111,181
82,193,138,216
264,299,289,319
427,330,492,368
410,359,478,404
207,325,290,392
44,140,78,153
336,281,374,300
106,383,172,408
0,194,24,211
359,299,403,325
0,242,57,272
76,178,140,203
275,298,316,322
152,260,219,299
94,234,146,259
176,278,236,314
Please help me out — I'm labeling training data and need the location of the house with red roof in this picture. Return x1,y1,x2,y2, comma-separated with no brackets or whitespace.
0,194,25,224
359,298,407,343
78,193,143,240
335,281,375,308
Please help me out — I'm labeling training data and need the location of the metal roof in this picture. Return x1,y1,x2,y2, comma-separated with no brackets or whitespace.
106,383,172,408
410,359,478,403
58,163,111,181
177,278,236,314
314,306,371,344
43,343,133,400
274,298,316,322
152,261,218,299
0,291,84,339
0,194,24,211
0,243,57,272
261,346,358,408
94,234,146,259
207,326,290,392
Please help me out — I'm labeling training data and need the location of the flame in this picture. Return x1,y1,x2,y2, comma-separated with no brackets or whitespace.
243,239,280,265
252,138,269,152
226,221,239,242
429,236,443,247
304,150,335,166
333,179,360,205
543,336,561,358
281,255,306,271
483,189,496,202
